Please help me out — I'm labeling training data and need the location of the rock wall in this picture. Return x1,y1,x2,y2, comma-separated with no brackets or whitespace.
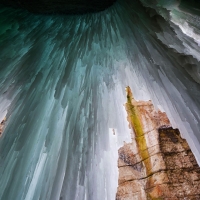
0,117,6,137
116,87,200,200
0,0,116,14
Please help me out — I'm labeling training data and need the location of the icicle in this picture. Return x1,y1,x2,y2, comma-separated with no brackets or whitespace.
0,0,200,199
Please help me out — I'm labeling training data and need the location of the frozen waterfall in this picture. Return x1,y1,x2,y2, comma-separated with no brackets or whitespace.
0,0,200,199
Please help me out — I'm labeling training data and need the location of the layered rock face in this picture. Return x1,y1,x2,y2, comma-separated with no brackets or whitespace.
0,0,116,14
0,117,6,137
116,87,200,200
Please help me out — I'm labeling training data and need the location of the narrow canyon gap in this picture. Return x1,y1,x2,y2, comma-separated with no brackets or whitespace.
0,0,200,199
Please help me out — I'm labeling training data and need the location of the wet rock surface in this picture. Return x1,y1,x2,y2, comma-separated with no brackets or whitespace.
116,87,200,200
0,0,116,14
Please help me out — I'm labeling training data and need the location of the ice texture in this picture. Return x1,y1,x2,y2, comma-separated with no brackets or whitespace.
0,0,200,199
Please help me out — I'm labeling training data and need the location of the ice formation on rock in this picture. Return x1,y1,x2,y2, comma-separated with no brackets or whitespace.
0,0,200,199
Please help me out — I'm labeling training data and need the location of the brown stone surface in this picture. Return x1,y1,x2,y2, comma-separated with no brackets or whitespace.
0,117,6,137
116,87,200,200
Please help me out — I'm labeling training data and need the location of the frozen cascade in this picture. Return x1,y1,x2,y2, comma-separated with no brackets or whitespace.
0,0,200,199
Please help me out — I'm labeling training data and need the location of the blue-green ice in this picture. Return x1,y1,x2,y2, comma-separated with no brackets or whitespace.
0,0,200,199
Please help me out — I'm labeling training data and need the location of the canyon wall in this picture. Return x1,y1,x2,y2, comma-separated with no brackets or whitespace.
117,87,200,200
0,117,6,137
0,0,116,14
